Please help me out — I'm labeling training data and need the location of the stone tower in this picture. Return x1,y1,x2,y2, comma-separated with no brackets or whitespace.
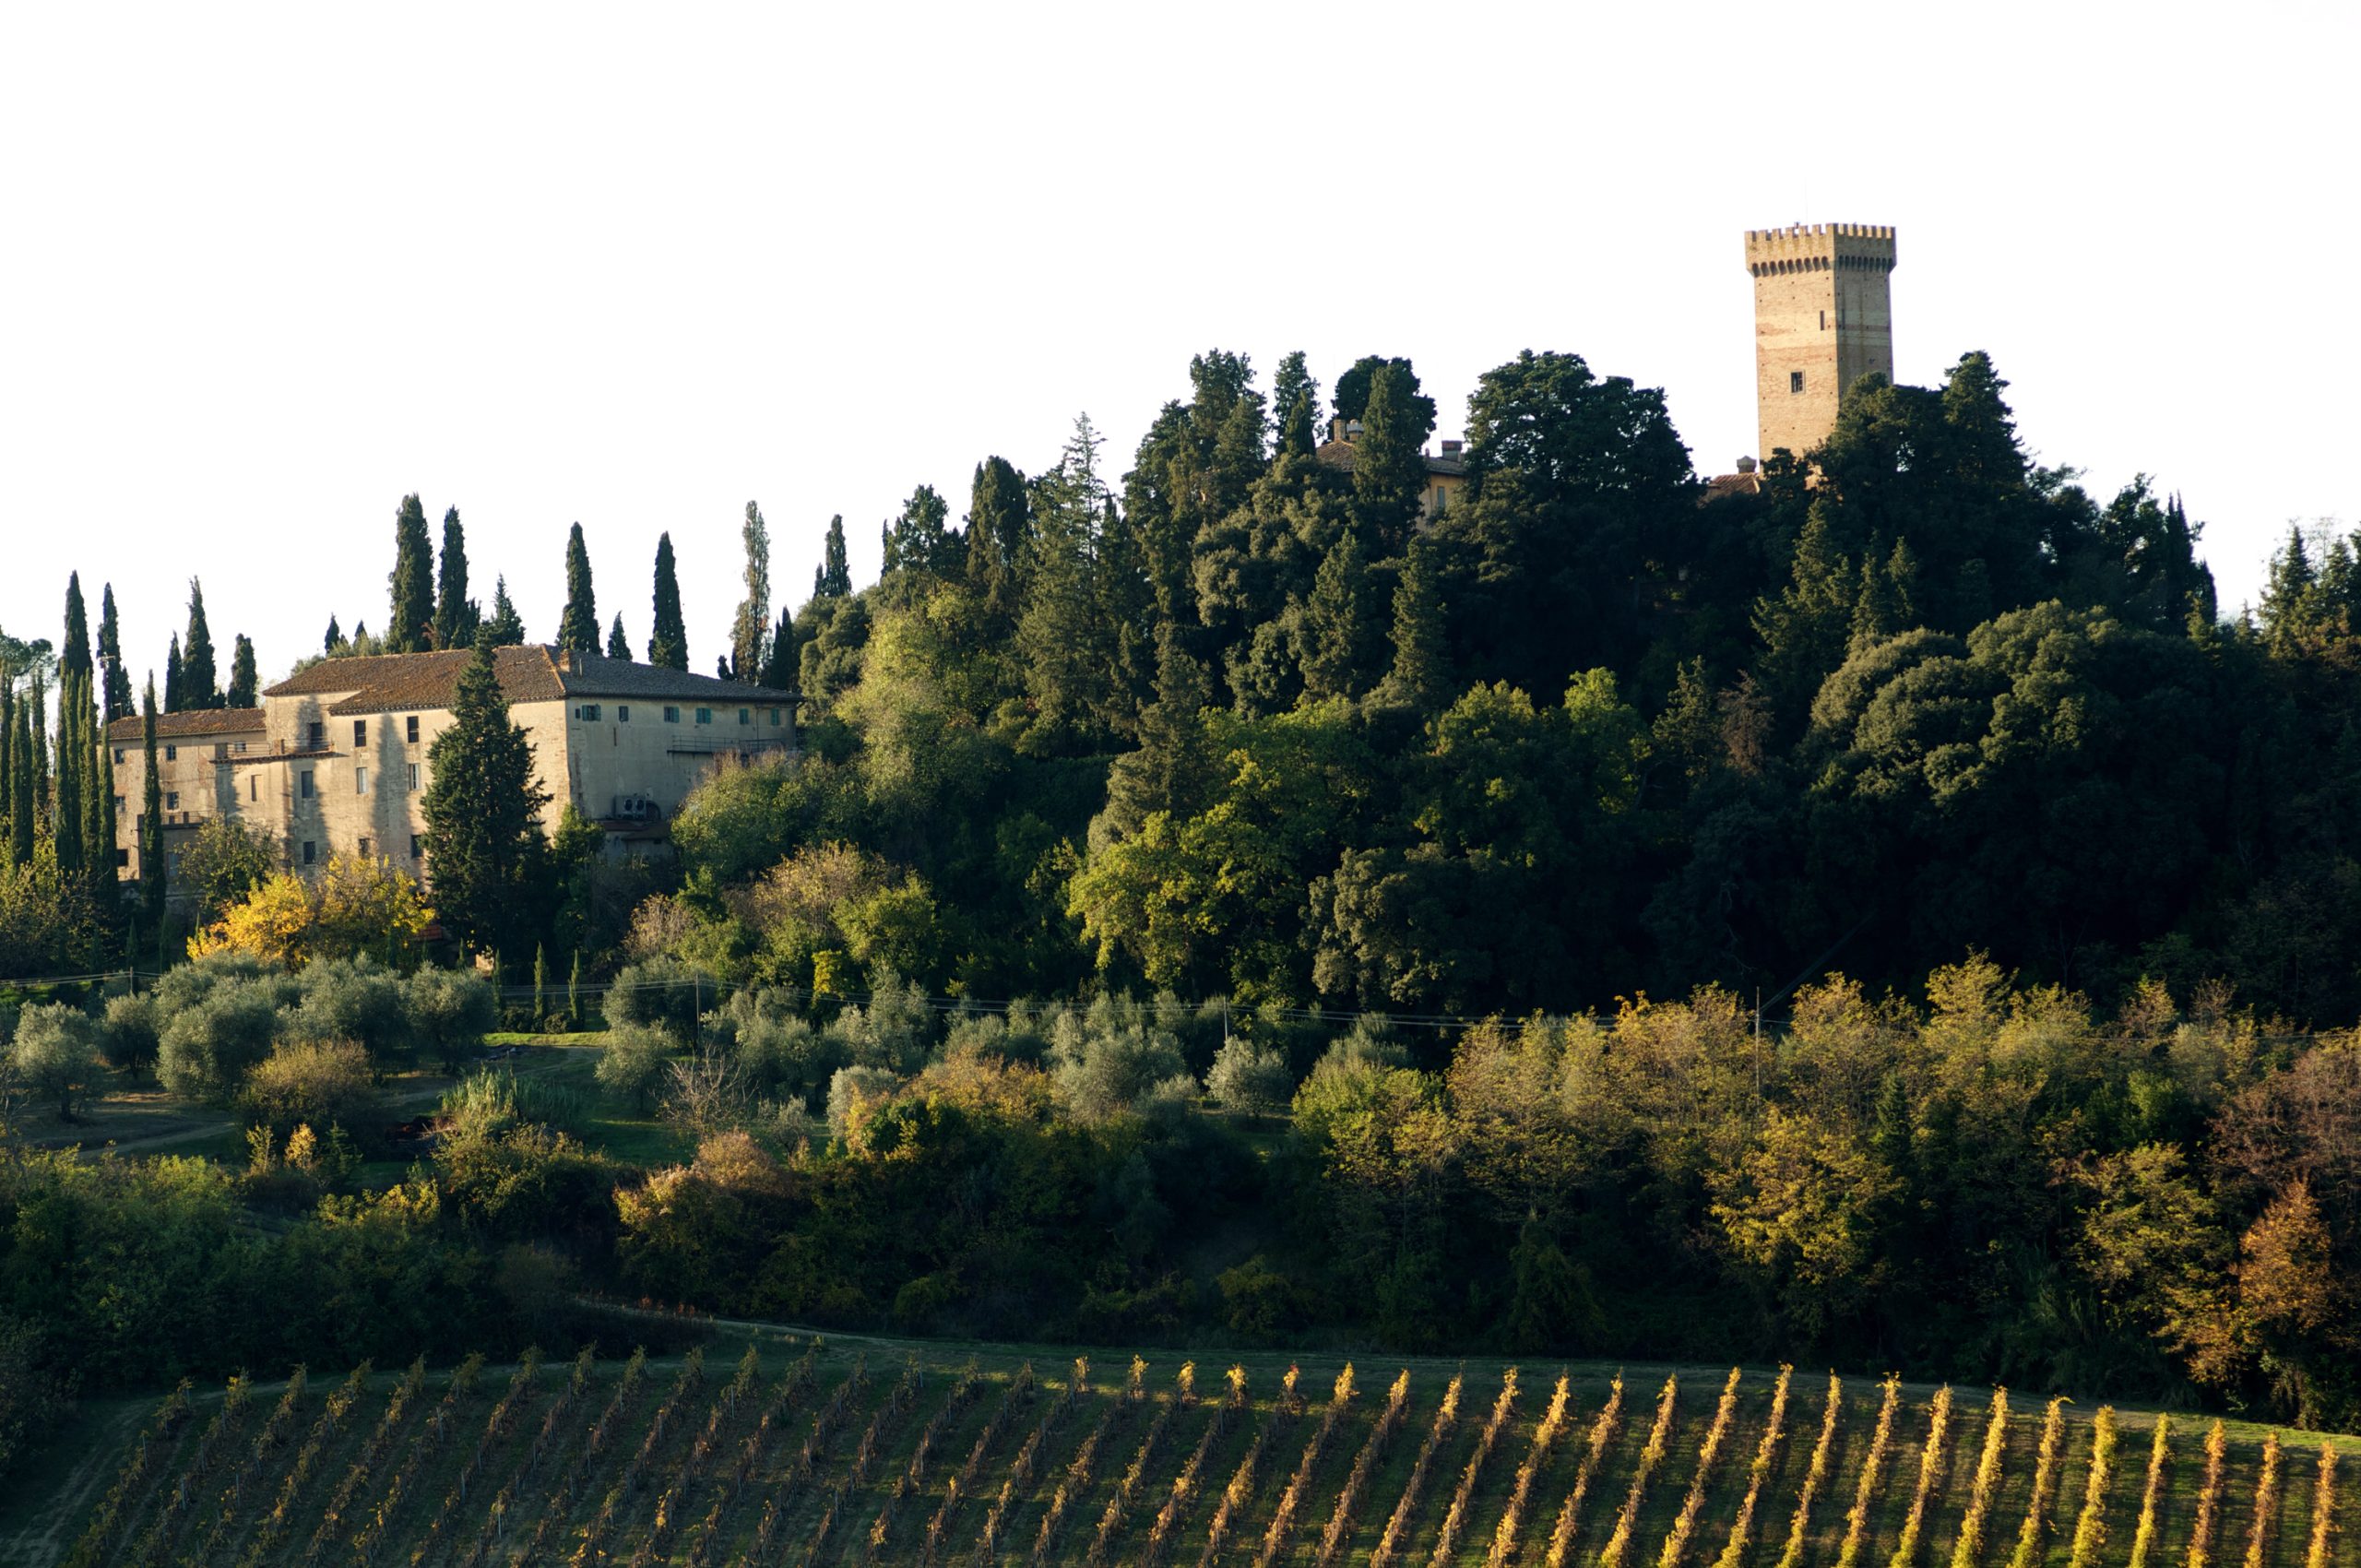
1745,222,1897,460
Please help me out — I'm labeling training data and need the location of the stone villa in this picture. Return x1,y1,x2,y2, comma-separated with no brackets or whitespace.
105,646,796,891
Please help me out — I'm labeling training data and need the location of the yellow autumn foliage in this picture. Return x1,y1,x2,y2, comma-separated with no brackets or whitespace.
188,852,433,968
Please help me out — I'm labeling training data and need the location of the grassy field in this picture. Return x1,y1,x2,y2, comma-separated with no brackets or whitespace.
8,1328,2353,1568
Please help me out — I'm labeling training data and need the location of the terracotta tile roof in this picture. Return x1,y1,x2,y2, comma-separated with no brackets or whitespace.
103,707,267,742
1313,439,1467,478
1703,469,1764,502
265,645,795,716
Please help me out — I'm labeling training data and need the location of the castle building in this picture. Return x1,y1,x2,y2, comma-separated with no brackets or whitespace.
1744,222,1897,460
104,646,797,893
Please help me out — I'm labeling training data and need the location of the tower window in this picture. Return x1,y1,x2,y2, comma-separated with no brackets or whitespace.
1790,372,1806,394
1820,309,1827,329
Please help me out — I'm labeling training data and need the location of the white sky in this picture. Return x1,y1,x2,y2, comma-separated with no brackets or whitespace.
3,2,2354,693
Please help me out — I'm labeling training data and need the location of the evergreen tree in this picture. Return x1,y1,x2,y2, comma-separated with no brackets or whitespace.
1353,362,1436,552
1379,535,1451,712
0,680,15,872
1014,416,1112,751
53,671,84,879
421,636,553,957
181,580,219,709
648,532,689,670
484,576,526,647
731,502,773,683
324,615,343,656
162,633,184,713
760,606,797,690
883,485,955,578
86,691,116,903
556,523,599,656
26,674,49,843
1300,526,1378,700
433,505,479,650
388,493,435,652
226,635,257,708
606,613,630,659
2260,525,2321,657
98,584,131,722
8,696,34,867
138,678,163,921
964,457,1030,620
1100,624,1216,838
1272,350,1319,456
62,573,91,681
813,514,852,600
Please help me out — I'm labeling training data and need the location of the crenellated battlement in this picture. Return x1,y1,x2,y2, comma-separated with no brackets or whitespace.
1744,221,1897,277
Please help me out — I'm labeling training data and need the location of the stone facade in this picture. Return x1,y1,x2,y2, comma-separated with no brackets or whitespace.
1745,222,1897,460
105,646,796,891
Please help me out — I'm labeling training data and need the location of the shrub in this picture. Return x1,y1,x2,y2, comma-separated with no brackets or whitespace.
1049,995,1188,1122
100,992,160,1074
291,956,414,1066
822,968,932,1074
9,1003,101,1118
596,1021,677,1111
702,986,839,1099
825,1063,902,1137
1206,1037,1294,1113
243,1039,380,1138
406,966,498,1073
439,1067,590,1140
604,957,708,1039
157,980,284,1102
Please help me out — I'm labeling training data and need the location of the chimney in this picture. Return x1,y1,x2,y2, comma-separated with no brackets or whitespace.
1441,440,1463,458
1737,456,1758,473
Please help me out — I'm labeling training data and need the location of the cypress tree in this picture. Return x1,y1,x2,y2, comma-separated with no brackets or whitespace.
387,493,435,653
1379,535,1451,712
648,532,689,670
606,613,630,659
420,635,552,957
324,615,344,656
813,515,852,600
964,457,1030,619
138,678,164,921
181,580,219,709
0,679,14,872
226,635,258,708
556,523,598,656
568,949,584,1027
1353,362,1436,552
533,944,548,1019
6,694,30,868
484,576,526,647
162,633,184,713
63,574,91,681
87,696,116,902
53,671,84,878
98,584,132,722
731,502,773,683
1300,526,1377,700
433,505,479,650
26,675,48,843
760,607,796,690
1272,350,1319,456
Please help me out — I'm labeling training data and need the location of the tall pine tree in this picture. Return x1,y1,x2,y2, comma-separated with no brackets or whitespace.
98,584,131,722
388,493,435,653
1379,534,1451,712
421,636,553,957
433,505,479,650
556,524,599,656
1300,526,1378,700
648,532,689,670
181,580,219,709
